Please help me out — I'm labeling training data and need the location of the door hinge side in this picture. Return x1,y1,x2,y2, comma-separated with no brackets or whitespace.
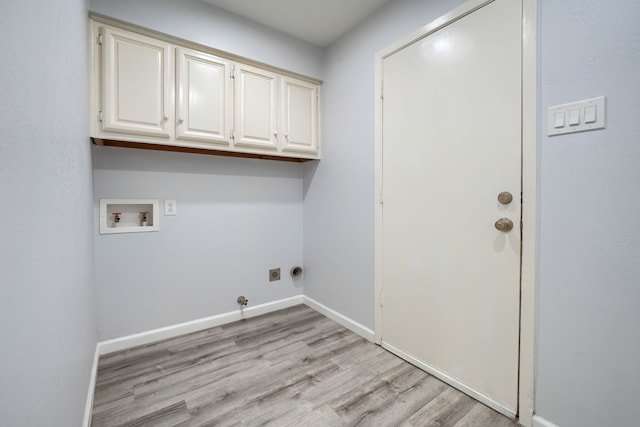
98,110,103,122
380,82,384,100
379,289,384,307
379,188,384,205
230,65,235,79
97,33,103,45
229,130,235,140
520,220,524,233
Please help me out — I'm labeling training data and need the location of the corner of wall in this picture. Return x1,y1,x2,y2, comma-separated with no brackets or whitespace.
82,346,101,427
532,415,560,427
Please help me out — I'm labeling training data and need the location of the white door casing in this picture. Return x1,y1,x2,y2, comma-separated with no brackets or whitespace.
375,0,534,419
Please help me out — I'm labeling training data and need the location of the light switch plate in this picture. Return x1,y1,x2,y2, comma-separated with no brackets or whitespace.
548,96,606,136
164,199,177,216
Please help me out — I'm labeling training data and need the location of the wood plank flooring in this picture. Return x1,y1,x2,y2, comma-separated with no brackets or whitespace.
91,305,518,427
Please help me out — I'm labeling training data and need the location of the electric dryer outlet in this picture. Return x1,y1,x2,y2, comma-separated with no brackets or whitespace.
269,268,281,281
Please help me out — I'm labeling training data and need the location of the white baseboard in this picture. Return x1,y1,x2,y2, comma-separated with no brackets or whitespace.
86,294,535,426
533,415,560,427
382,341,517,420
82,346,100,427
96,294,376,356
97,295,304,355
85,294,375,424
302,296,375,342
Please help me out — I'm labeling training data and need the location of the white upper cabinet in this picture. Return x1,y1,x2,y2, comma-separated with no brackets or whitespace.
91,18,320,161
101,26,172,138
281,76,319,154
176,48,232,145
234,68,320,154
233,64,279,150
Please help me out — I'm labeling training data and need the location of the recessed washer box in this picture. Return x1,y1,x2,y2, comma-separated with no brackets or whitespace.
99,199,160,234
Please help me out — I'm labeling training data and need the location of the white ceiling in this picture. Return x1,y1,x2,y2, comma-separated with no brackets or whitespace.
201,0,392,47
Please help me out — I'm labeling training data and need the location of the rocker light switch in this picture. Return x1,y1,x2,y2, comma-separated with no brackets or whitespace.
554,112,565,128
568,109,580,126
164,200,177,216
584,105,597,123
547,96,606,136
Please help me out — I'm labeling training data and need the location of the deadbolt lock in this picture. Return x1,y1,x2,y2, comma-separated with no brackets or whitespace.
498,191,513,205
495,218,514,232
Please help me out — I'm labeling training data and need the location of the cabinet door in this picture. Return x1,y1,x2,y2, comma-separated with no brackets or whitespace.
101,26,172,138
176,48,232,145
233,64,278,150
281,77,319,154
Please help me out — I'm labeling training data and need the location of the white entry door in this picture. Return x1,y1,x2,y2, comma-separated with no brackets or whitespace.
380,0,522,416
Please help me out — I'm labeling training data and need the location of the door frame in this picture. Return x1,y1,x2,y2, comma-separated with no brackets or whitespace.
373,0,537,425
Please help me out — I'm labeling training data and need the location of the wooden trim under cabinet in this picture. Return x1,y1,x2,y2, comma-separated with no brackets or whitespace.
91,138,315,163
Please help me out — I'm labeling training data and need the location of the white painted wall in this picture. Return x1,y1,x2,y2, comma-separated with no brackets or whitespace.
304,0,466,330
0,0,97,425
93,148,304,339
536,1,640,426
88,0,322,80
88,0,322,340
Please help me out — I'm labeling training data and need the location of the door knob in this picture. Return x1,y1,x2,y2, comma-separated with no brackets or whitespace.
498,191,513,205
495,218,514,232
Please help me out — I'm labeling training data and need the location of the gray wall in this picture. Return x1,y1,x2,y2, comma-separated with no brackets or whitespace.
89,0,321,340
0,0,97,425
93,148,304,339
536,1,640,426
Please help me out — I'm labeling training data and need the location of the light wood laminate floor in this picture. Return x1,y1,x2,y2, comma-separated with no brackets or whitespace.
91,305,519,427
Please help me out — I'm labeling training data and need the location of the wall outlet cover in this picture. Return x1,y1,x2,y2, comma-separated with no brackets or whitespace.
164,199,177,216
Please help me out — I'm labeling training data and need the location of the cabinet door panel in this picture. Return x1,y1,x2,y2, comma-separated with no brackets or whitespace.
176,48,231,145
102,27,172,138
281,77,318,154
234,65,278,150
